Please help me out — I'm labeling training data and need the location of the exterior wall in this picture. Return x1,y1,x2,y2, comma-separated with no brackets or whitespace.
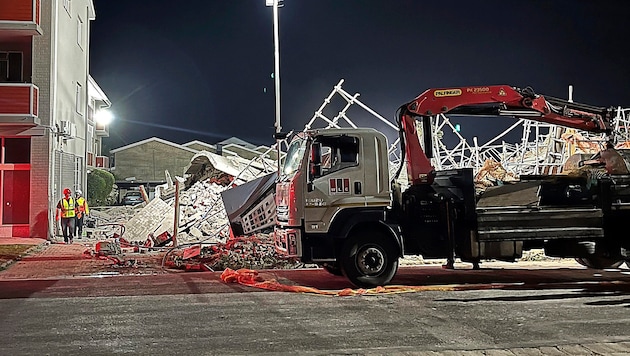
53,0,91,195
29,0,94,238
0,0,99,238
114,141,197,182
29,1,53,238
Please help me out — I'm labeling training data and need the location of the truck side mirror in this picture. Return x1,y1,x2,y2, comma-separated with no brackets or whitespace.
310,142,322,179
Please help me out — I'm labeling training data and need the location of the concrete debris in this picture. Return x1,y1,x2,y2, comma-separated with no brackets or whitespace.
90,178,232,245
474,159,519,194
122,198,172,242
220,173,277,235
184,150,273,187
166,233,302,271
560,131,601,154
173,179,232,242
83,164,300,273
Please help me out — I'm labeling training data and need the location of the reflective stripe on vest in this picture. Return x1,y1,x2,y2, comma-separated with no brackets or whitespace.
61,198,76,218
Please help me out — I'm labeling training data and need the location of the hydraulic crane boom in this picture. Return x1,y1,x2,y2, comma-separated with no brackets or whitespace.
397,85,615,185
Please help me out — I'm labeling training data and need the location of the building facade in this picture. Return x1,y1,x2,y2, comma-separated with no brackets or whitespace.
0,0,108,238
111,137,200,183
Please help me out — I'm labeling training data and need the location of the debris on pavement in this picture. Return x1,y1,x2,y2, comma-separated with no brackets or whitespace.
78,160,291,274
164,233,302,272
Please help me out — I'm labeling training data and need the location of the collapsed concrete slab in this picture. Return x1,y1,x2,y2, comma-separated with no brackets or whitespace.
220,172,277,236
184,150,272,188
122,197,173,242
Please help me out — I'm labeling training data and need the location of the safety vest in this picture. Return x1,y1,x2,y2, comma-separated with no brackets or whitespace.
76,197,89,218
59,198,76,218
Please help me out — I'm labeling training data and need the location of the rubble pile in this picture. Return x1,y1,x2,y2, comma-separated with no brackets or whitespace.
168,233,303,271
86,205,143,240
172,179,231,243
474,159,519,194
87,175,298,271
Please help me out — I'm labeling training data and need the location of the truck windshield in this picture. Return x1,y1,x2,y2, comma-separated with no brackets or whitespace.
283,137,306,175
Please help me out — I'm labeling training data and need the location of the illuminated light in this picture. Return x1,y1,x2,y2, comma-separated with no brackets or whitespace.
94,109,114,125
455,123,461,132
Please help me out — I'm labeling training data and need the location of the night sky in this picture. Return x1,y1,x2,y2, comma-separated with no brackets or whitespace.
90,1,630,151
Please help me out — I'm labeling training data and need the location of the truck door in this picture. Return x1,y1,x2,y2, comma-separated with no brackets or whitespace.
305,135,363,234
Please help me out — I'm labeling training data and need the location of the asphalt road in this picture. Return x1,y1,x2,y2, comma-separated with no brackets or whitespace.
1,265,630,355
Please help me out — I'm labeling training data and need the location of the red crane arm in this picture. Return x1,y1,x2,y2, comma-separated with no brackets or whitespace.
397,85,615,185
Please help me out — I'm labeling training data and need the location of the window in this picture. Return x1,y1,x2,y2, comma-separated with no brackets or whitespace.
74,156,83,193
77,16,84,49
75,82,83,115
315,135,359,177
4,138,31,164
87,125,94,153
0,53,7,82
0,52,23,82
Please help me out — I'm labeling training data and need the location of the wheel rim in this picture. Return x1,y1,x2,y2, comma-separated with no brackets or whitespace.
357,246,385,275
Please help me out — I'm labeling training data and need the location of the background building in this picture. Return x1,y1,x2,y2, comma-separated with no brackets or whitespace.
0,0,108,238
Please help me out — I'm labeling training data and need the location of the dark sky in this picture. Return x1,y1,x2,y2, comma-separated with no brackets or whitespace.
90,0,630,151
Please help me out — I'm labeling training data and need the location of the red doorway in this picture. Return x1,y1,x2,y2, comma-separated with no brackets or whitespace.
0,137,31,237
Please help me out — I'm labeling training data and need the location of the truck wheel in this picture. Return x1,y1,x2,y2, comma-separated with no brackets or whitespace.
320,263,343,276
575,257,624,269
340,231,399,288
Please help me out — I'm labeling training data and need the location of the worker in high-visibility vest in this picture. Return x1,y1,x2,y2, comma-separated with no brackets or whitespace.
74,189,89,238
55,188,76,244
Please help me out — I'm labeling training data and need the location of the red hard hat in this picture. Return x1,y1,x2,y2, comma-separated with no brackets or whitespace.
63,188,71,195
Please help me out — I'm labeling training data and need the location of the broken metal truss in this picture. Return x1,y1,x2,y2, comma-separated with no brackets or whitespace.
299,80,630,179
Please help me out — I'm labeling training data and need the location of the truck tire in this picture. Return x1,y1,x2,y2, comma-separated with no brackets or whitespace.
575,257,624,269
340,231,399,288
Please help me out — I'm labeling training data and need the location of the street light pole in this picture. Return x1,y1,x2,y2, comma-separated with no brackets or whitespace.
267,0,282,176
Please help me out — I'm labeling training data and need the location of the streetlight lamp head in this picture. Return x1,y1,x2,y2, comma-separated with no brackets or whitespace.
265,0,284,7
95,109,114,125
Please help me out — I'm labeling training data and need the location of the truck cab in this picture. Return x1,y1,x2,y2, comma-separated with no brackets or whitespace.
274,128,401,286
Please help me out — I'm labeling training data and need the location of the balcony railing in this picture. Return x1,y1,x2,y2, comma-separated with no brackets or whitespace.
0,83,39,125
0,0,42,36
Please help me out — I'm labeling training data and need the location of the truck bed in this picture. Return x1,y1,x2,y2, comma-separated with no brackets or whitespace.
475,178,604,241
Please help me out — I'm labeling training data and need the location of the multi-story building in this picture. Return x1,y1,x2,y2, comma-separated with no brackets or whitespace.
0,0,109,238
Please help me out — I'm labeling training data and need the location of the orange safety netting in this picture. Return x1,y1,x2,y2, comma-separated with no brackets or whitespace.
220,268,501,297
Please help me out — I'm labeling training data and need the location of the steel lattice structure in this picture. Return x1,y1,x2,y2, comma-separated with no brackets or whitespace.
234,80,630,183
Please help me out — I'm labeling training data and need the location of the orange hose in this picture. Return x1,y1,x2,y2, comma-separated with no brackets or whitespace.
220,268,495,297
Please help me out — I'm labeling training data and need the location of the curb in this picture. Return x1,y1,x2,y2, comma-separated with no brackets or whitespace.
0,241,50,271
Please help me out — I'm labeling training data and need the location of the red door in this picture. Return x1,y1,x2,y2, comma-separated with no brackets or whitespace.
0,137,31,236
3,170,30,224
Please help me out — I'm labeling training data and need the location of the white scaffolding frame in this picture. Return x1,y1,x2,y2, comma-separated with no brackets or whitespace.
234,80,630,183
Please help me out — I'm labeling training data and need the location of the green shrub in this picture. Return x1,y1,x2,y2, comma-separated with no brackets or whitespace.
87,169,115,206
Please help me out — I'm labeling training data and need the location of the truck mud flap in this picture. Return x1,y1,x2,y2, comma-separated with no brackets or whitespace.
476,207,603,241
